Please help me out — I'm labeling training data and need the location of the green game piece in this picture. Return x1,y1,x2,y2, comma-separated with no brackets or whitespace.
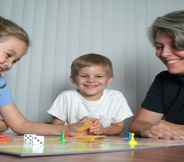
60,131,66,144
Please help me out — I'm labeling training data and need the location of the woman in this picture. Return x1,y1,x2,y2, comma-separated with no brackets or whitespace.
131,10,184,140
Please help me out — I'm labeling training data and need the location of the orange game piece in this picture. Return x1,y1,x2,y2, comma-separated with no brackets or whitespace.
0,135,11,144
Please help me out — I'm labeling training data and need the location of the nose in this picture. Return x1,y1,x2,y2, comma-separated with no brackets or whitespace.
3,61,12,70
87,76,95,82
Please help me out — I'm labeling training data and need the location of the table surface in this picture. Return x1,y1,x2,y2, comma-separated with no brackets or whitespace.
0,145,184,162
0,136,184,162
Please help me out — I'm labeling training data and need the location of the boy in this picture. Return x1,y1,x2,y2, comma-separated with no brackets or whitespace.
48,53,133,135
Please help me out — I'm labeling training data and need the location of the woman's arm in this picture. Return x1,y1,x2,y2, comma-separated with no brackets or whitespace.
130,108,184,139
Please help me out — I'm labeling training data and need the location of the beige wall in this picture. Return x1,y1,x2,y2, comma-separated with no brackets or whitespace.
0,0,183,123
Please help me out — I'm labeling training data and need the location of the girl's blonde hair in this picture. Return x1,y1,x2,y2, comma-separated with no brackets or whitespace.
0,16,29,46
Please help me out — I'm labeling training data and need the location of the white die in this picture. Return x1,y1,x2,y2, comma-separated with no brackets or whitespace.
32,135,44,145
24,134,34,144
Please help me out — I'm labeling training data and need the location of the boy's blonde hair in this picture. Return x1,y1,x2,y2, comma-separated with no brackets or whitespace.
71,53,113,82
0,16,29,46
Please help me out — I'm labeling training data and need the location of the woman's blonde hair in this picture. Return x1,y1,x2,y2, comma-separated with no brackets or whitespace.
149,10,184,50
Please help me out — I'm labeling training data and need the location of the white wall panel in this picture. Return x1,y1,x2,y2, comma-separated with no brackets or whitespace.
0,0,184,126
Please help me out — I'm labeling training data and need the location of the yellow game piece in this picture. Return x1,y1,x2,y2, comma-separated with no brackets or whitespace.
77,120,92,132
76,135,105,143
76,135,95,142
128,133,138,148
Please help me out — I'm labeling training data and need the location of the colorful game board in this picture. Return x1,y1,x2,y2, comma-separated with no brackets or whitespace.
0,136,184,157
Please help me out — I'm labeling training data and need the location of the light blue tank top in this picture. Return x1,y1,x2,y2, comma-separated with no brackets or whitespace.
0,76,13,107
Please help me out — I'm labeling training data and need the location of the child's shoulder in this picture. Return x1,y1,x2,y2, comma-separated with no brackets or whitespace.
105,89,125,98
57,89,78,98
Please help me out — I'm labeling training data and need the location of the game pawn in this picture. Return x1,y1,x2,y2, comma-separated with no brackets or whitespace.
60,131,67,144
128,133,138,148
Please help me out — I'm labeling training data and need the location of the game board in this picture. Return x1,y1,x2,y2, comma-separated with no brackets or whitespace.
0,136,184,157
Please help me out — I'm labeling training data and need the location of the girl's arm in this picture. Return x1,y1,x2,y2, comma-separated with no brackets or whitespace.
0,119,8,132
0,104,70,135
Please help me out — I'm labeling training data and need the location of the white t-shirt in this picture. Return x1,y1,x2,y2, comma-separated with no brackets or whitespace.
48,89,133,128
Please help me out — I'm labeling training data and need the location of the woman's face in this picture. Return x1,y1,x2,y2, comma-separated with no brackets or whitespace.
155,33,184,75
0,36,27,74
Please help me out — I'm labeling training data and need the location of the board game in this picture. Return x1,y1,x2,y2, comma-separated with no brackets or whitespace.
0,135,184,157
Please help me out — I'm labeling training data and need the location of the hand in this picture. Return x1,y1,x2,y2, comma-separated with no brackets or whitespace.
142,120,184,140
79,117,104,135
0,119,8,132
66,122,89,137
88,118,104,135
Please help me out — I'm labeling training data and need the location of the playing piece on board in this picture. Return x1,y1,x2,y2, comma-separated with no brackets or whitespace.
76,135,105,143
77,120,92,132
0,134,11,144
128,132,131,141
128,133,138,148
60,131,67,144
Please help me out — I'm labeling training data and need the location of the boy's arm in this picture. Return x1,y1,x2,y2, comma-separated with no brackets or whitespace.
0,119,8,132
0,104,70,135
101,122,124,136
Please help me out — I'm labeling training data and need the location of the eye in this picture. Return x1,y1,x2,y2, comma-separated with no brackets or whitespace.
13,58,20,64
154,41,163,50
5,52,12,58
155,44,163,51
96,75,104,78
156,46,162,50
79,75,88,78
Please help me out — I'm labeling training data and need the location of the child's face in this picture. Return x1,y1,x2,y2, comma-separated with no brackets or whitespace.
74,65,112,100
0,36,27,74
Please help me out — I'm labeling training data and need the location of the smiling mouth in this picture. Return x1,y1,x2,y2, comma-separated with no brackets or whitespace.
163,58,184,65
84,85,99,88
0,66,9,73
167,60,179,64
0,67,7,71
0,67,4,72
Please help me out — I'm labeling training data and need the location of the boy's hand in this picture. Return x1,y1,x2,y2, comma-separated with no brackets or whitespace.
78,117,105,135
66,121,89,137
88,118,104,135
70,117,105,135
